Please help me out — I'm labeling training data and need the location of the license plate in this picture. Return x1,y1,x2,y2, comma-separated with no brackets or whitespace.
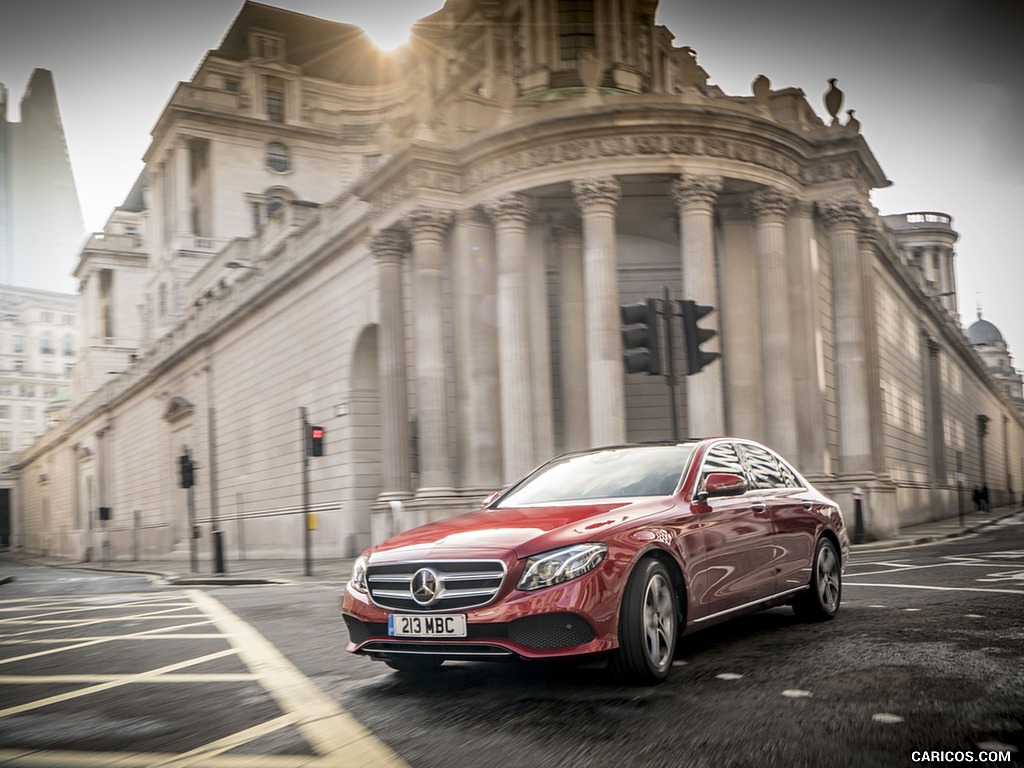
388,614,467,638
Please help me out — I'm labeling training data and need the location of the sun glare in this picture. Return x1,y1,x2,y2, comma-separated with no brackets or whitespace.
365,25,411,52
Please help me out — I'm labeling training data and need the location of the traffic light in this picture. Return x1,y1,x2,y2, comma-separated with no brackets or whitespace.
179,454,194,489
678,299,720,375
620,299,662,375
308,425,325,457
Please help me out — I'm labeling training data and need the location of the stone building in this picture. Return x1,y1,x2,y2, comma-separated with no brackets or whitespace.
11,0,1024,561
967,313,1024,414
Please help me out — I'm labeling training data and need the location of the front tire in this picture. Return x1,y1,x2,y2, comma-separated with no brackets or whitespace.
610,558,678,684
793,537,841,621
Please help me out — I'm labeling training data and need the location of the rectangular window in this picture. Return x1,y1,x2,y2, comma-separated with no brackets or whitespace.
21,406,33,422
0,432,10,452
558,0,596,66
0,406,8,420
265,77,285,123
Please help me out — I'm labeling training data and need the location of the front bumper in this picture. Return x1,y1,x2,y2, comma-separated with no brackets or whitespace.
341,565,621,661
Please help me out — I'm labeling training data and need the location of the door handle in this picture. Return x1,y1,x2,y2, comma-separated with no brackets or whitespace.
751,502,767,514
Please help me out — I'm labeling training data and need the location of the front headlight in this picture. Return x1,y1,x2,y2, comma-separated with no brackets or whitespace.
350,555,369,593
517,543,607,591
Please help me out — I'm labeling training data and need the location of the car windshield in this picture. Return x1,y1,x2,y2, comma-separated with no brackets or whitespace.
496,444,697,507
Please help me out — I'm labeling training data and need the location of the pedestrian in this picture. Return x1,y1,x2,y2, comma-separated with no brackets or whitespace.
972,486,981,511
981,485,990,512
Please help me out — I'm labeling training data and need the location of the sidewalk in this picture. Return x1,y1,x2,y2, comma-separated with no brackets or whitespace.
2,506,1022,586
849,504,1022,553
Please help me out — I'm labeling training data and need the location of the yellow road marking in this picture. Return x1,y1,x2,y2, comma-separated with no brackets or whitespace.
0,633,224,644
0,673,257,684
0,620,218,665
0,648,238,718
146,713,301,768
189,589,408,767
0,750,316,767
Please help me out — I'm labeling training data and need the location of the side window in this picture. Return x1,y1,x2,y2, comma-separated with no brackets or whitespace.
698,442,744,491
740,444,798,489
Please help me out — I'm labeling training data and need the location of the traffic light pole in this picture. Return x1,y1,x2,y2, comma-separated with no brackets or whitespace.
300,407,312,577
662,288,680,440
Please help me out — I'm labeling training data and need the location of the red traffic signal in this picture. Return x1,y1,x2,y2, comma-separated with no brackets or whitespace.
308,425,325,457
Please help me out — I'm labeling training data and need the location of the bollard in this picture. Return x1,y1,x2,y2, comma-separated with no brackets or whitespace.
213,529,226,574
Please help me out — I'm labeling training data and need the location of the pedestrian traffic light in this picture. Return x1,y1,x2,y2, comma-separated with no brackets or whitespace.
620,299,662,375
179,454,194,489
678,299,720,375
308,425,325,457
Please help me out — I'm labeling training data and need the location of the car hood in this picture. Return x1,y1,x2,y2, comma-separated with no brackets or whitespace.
368,498,674,562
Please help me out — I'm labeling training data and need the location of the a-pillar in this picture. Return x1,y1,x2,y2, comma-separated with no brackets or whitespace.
452,209,502,488
820,198,873,474
485,193,536,481
552,215,590,452
572,177,625,446
370,230,412,500
672,174,724,436
403,207,454,494
750,187,798,461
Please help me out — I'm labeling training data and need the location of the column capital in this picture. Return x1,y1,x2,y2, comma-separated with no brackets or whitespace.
672,174,723,210
572,176,621,212
404,207,453,240
484,193,533,226
817,197,864,230
369,230,408,265
858,218,882,248
748,187,794,221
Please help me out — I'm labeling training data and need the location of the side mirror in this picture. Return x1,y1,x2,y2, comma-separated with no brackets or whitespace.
700,472,749,501
481,490,503,507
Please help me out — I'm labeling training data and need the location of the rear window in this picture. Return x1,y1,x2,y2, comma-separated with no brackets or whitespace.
496,445,697,507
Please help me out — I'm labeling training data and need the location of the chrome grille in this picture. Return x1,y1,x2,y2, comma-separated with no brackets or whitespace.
367,560,506,612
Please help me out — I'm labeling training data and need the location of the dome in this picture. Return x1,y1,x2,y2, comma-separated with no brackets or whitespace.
967,318,1004,346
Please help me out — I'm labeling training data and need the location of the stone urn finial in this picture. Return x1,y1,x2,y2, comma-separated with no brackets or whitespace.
824,78,843,126
844,109,861,134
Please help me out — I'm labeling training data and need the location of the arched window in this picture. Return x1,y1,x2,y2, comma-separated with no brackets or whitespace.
267,196,287,218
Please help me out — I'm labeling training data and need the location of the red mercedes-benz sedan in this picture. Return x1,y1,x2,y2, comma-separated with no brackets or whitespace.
342,439,848,684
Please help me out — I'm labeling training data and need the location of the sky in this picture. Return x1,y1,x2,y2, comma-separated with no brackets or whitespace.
1,0,1021,358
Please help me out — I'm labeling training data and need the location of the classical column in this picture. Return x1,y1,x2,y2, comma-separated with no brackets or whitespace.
820,197,872,475
750,187,798,461
404,207,453,493
552,216,590,451
452,209,502,488
371,230,412,497
174,139,191,239
527,226,554,461
572,176,625,446
672,174,724,437
485,193,536,481
787,198,827,475
858,219,887,477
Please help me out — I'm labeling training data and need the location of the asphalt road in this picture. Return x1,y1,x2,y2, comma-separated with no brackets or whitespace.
1,513,1022,767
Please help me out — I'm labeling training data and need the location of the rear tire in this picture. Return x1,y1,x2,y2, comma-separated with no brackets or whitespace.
610,558,678,684
793,537,841,621
384,655,444,675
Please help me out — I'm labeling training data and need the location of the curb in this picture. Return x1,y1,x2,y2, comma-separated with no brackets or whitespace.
850,509,1021,553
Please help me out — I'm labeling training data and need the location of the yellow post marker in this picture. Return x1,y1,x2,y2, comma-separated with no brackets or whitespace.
307,513,317,531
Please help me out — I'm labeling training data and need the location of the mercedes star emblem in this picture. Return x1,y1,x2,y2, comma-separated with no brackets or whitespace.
411,568,440,606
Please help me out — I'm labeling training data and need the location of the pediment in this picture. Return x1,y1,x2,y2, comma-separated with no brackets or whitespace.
163,396,195,423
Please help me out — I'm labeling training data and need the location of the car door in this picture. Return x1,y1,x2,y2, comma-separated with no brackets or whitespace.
738,443,816,594
690,441,777,618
